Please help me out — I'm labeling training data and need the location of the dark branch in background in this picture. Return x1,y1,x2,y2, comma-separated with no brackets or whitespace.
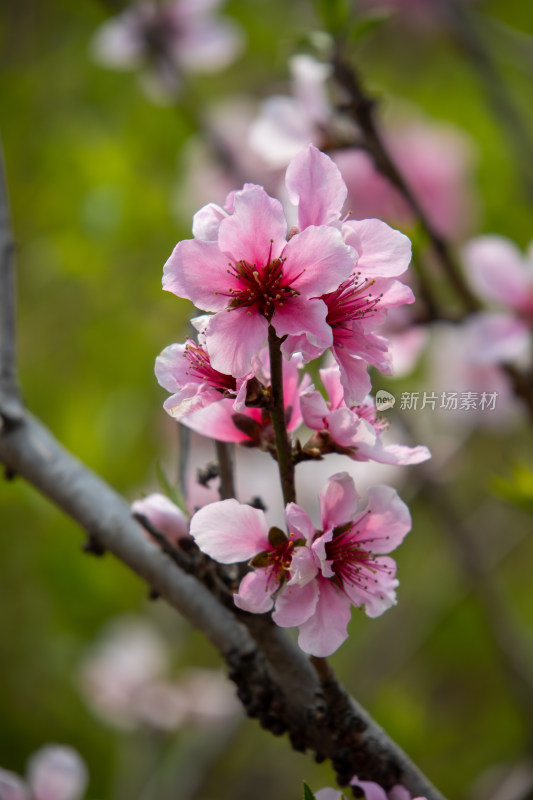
420,477,533,745
330,40,533,419
438,0,533,203
331,42,481,314
0,143,23,424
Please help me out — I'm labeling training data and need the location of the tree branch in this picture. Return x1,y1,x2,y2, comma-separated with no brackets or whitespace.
0,142,23,424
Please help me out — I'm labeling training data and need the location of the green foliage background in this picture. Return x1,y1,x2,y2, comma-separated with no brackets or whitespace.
1,1,533,798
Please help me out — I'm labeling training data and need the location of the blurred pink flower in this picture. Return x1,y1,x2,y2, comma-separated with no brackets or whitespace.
462,235,533,364
333,121,477,239
131,493,190,543
78,616,238,732
90,0,243,102
0,746,88,800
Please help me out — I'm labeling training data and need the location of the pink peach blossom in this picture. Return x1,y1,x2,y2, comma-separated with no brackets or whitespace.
0,747,89,800
189,498,319,618
179,349,310,444
286,472,412,656
282,147,414,403
163,148,357,377
300,365,430,465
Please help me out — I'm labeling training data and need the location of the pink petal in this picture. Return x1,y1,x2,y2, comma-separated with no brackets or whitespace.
206,309,269,377
462,312,531,364
176,18,243,73
190,499,269,562
342,219,412,277
234,570,274,613
272,296,332,351
0,769,29,800
327,408,376,450
162,384,221,420
163,239,236,310
284,503,317,544
319,472,360,530
297,578,352,657
363,442,432,466
462,235,531,310
132,494,190,542
319,365,345,409
300,388,330,431
249,96,315,168
155,343,188,392
285,145,347,229
287,546,320,587
218,184,287,266
192,202,228,241
349,777,389,800
180,399,255,443
354,485,411,554
272,579,319,626
281,225,356,296
27,746,88,800
388,787,415,800
342,554,399,618
332,346,372,405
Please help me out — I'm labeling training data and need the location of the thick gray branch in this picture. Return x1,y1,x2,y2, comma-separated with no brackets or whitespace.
0,413,253,659
0,412,446,800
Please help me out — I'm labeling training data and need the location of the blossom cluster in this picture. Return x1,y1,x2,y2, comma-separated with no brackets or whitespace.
152,143,429,658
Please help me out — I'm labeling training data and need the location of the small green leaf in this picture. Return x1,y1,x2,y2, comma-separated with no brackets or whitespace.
493,464,533,513
314,0,349,36
349,11,391,44
155,461,185,511
303,782,317,800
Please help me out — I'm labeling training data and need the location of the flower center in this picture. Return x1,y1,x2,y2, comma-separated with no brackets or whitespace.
183,340,237,392
323,273,382,330
221,243,300,321
324,513,392,592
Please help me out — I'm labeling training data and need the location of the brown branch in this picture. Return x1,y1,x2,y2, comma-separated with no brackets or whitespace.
331,43,481,314
268,325,296,505
215,439,236,499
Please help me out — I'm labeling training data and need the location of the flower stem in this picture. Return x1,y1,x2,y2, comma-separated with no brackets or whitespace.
268,325,296,505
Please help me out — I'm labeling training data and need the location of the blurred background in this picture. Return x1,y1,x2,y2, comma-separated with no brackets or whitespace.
1,0,533,798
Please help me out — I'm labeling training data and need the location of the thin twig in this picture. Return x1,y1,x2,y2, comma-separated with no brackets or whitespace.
331,43,481,313
0,142,23,423
215,439,236,500
267,325,296,505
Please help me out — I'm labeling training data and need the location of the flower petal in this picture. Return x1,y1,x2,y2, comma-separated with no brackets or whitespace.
206,309,269,377
286,145,347,229
342,219,412,277
218,184,287,266
234,569,274,613
163,239,237,310
272,579,319,626
281,225,356,296
319,472,360,530
462,235,531,310
297,578,352,657
353,485,412,554
190,499,269,562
